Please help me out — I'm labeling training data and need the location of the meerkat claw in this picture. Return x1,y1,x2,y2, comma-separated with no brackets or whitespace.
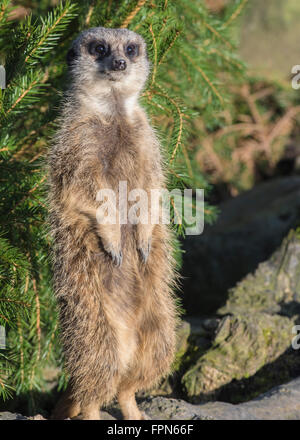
103,243,123,267
138,240,151,263
111,250,123,267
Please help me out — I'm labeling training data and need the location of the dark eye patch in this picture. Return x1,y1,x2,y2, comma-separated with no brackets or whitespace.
125,43,139,58
88,40,111,59
66,48,77,66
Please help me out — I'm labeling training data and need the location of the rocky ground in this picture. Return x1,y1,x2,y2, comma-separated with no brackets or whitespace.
2,377,300,420
138,378,300,420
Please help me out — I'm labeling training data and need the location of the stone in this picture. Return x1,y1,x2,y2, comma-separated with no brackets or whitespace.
180,230,300,402
182,177,300,315
0,411,27,420
140,377,300,420
181,313,294,401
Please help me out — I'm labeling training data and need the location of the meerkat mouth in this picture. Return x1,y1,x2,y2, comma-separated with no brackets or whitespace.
99,70,125,82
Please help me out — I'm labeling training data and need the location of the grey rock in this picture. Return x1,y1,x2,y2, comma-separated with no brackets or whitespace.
140,377,300,420
219,229,300,317
182,312,294,401
0,412,27,420
182,177,300,314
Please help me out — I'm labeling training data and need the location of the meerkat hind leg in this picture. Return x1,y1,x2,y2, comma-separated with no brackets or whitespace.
80,400,101,420
118,388,150,420
51,389,81,420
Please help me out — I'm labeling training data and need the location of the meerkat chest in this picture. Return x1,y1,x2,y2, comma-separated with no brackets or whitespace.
96,119,150,187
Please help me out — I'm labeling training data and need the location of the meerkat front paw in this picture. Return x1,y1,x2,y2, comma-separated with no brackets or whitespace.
103,242,123,267
110,249,123,267
137,239,151,264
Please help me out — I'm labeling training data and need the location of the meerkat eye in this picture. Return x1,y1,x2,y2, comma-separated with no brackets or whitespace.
95,44,107,57
88,41,109,58
126,44,137,57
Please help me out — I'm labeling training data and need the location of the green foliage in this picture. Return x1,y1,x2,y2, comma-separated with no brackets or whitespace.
0,0,246,408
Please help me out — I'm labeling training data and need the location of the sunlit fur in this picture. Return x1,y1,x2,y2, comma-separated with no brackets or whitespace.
48,28,179,420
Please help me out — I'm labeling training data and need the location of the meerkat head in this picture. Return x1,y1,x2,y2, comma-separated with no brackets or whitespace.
67,27,150,98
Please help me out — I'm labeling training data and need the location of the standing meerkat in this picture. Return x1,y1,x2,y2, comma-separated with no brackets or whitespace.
49,27,178,420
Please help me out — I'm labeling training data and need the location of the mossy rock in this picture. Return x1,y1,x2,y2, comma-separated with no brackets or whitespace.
173,320,191,371
181,229,300,401
219,229,300,316
181,313,294,401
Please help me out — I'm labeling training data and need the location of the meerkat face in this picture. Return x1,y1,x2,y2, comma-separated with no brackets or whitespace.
67,27,150,96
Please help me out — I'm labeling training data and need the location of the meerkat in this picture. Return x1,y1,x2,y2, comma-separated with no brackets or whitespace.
48,27,178,420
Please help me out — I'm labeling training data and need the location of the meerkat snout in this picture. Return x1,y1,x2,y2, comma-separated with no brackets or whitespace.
112,58,127,71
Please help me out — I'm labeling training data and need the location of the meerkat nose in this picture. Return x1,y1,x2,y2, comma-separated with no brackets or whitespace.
113,59,127,71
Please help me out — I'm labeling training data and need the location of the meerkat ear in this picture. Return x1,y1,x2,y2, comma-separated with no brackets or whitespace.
66,48,77,67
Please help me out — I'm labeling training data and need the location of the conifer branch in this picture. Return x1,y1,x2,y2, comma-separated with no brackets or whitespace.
154,86,184,163
17,316,25,384
24,1,77,64
120,0,148,28
33,279,41,362
0,0,9,23
0,299,30,307
85,5,94,26
10,175,46,213
133,11,155,31
224,0,248,28
0,314,8,323
6,77,39,115
159,30,180,65
199,47,243,70
149,23,158,86
182,50,224,105
202,19,233,49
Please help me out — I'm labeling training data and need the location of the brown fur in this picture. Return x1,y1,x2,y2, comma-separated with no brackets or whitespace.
48,28,178,420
